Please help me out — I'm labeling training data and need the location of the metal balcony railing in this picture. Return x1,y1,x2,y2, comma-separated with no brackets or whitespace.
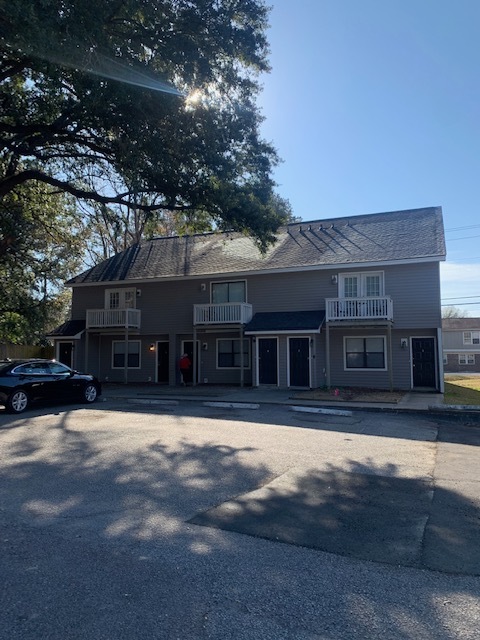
86,308,141,329
326,297,393,322
193,303,253,325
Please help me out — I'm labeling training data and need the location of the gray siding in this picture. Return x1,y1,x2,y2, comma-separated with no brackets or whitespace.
67,260,442,390
443,330,480,350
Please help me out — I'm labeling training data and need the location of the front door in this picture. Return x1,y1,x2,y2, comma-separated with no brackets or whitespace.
157,341,169,384
182,340,200,384
58,342,73,368
258,338,278,385
412,338,436,388
289,337,310,387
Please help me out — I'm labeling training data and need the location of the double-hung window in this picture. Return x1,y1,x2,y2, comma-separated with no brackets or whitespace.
344,336,386,370
211,281,246,304
112,341,141,368
463,331,480,345
459,354,475,365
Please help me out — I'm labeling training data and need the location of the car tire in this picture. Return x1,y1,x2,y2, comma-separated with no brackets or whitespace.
7,389,29,414
83,383,98,404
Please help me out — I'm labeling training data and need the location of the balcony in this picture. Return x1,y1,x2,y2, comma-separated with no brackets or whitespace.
326,297,393,322
86,308,141,329
194,303,253,325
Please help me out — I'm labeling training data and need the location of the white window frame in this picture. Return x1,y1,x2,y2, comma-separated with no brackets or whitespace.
112,340,141,369
463,331,480,345
211,280,247,304
216,338,251,370
105,288,136,310
339,271,384,298
343,335,387,371
458,353,475,365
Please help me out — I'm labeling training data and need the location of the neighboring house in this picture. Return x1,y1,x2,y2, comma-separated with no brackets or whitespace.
442,318,480,373
49,207,446,392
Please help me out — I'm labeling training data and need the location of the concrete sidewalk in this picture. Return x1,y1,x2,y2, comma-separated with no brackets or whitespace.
101,383,462,413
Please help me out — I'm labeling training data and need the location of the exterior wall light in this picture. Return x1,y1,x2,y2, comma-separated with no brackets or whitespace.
331,275,338,284
149,343,155,352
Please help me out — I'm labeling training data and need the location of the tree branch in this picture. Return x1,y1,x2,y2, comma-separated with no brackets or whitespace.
0,169,196,212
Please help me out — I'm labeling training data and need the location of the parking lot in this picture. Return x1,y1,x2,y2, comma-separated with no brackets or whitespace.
1,400,479,639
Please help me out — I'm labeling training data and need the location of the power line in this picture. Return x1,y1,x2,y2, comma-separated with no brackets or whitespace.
441,301,480,306
445,224,480,233
447,234,480,242
442,295,480,300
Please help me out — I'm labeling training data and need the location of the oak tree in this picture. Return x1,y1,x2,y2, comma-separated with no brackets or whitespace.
0,0,289,249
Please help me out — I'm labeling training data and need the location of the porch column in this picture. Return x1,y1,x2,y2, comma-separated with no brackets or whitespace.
325,323,331,388
437,327,445,393
239,326,244,387
387,323,393,391
124,325,129,384
85,330,89,376
193,327,197,386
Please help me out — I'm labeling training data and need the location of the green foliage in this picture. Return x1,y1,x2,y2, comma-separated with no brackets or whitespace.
0,0,290,246
0,175,82,343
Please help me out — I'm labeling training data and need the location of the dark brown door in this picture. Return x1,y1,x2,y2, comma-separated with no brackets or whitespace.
289,338,310,387
412,338,436,388
258,338,278,385
157,341,169,384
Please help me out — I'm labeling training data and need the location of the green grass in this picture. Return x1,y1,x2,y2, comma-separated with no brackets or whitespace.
444,376,480,405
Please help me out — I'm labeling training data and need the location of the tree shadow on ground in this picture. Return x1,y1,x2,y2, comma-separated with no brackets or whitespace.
0,407,479,639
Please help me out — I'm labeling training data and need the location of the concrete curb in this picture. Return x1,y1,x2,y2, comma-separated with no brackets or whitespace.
127,398,179,406
203,401,260,410
290,405,353,417
103,392,480,416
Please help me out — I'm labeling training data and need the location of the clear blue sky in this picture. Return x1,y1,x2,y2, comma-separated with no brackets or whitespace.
258,0,480,314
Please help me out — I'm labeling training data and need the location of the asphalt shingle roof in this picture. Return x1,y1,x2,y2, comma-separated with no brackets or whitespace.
442,318,480,330
46,319,86,338
245,310,326,333
68,206,445,285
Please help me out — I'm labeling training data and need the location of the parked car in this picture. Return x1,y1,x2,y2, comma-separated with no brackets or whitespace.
0,359,102,414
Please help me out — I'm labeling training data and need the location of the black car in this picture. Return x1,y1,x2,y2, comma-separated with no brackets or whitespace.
0,359,102,414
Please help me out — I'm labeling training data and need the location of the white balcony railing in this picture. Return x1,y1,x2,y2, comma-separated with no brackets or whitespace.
194,303,253,325
86,308,141,329
326,297,393,322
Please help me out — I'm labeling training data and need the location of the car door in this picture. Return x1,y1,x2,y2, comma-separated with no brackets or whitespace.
46,361,78,401
14,362,53,402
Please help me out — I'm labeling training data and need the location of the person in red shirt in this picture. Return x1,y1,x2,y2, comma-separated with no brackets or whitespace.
179,353,192,385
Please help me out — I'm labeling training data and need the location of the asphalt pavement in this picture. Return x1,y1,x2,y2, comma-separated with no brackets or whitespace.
1,393,480,639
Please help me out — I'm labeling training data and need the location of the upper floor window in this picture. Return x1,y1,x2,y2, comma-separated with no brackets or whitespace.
105,288,136,310
211,281,246,304
463,331,480,345
339,272,384,298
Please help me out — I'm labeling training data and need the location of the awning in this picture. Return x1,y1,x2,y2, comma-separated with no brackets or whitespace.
244,310,325,335
46,319,86,340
